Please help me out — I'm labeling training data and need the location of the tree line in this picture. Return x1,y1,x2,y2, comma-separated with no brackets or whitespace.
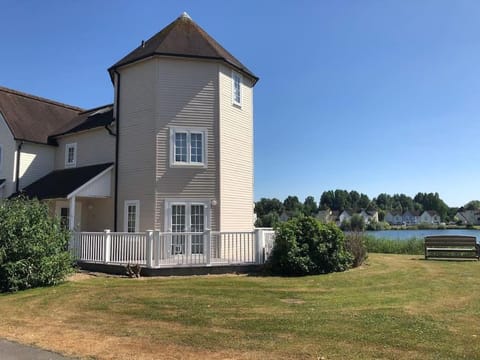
255,190,478,227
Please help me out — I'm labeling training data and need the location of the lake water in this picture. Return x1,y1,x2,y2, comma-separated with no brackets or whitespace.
365,229,480,241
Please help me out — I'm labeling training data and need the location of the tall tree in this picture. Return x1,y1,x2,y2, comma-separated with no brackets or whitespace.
358,193,370,209
303,196,318,216
333,190,349,211
320,191,335,210
464,200,480,210
283,196,303,217
254,198,283,218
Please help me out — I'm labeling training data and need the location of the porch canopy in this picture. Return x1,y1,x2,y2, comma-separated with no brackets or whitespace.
19,162,114,230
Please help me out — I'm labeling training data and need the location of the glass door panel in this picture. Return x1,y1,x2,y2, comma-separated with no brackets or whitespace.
171,205,186,255
191,205,204,254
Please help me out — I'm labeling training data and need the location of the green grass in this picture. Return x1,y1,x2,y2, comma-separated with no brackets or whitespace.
1,254,480,359
365,235,424,254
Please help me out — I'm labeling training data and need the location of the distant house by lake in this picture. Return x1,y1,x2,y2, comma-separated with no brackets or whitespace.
420,210,441,224
455,209,480,225
385,210,439,226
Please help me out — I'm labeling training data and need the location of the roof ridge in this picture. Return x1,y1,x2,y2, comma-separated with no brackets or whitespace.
0,86,83,112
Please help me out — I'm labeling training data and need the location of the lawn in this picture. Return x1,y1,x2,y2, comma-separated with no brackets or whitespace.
1,254,480,359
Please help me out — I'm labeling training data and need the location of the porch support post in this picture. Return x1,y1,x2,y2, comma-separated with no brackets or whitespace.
146,230,153,268
205,229,211,266
104,229,111,263
254,228,264,264
69,196,76,231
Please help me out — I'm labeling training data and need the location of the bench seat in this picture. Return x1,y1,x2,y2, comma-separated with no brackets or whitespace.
424,235,479,260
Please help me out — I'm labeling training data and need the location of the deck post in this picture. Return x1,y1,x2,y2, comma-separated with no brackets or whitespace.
153,231,160,267
104,229,111,263
254,228,264,264
146,230,153,268
205,229,211,265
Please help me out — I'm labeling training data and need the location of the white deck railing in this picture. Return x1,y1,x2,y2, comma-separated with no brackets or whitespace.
70,228,275,269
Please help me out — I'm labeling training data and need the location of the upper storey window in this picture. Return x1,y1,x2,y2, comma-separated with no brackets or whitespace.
65,143,77,167
170,128,207,167
232,71,242,107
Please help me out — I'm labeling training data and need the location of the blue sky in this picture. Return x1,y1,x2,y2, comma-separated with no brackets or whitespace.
1,1,479,207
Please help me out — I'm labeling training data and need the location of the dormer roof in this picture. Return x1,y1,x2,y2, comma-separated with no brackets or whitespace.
109,12,258,84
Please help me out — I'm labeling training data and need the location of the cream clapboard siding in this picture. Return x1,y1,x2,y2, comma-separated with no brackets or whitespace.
54,128,115,170
0,113,16,197
154,58,219,231
218,65,254,231
18,143,55,190
117,59,157,232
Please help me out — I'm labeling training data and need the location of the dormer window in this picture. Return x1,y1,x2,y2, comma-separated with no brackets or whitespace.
232,71,242,106
65,143,77,167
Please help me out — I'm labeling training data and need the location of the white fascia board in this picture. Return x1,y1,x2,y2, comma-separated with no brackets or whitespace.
67,165,114,199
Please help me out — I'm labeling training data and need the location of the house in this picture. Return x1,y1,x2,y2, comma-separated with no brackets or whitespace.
419,211,441,224
338,210,351,224
455,210,480,225
385,211,403,225
402,210,420,226
0,12,258,237
316,209,339,223
384,211,394,225
359,209,379,224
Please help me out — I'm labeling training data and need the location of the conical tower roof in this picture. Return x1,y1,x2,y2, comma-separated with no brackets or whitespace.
109,12,258,83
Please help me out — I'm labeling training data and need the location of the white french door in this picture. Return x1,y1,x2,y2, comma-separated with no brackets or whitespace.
167,201,209,256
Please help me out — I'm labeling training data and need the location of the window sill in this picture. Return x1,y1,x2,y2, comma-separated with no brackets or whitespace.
170,162,206,169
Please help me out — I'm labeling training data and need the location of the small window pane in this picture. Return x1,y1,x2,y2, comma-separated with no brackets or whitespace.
190,133,203,163
233,74,241,104
127,204,137,233
60,207,69,229
175,133,187,162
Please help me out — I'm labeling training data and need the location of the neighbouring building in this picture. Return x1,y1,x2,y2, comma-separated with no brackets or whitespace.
402,210,420,226
455,210,480,225
419,210,441,224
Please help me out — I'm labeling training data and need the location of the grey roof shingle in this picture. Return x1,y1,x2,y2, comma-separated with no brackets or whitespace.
0,86,82,144
50,105,114,138
109,13,258,83
18,163,113,200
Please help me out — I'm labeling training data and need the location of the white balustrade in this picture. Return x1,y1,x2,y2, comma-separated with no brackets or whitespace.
70,228,275,269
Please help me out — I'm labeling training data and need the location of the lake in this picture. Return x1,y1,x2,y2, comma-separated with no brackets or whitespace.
365,229,480,241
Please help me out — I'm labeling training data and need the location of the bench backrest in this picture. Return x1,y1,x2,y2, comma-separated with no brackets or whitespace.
424,235,477,247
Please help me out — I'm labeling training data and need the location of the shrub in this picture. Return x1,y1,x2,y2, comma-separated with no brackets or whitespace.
364,235,424,255
267,216,352,276
366,220,391,231
350,214,365,232
0,197,73,292
345,231,368,267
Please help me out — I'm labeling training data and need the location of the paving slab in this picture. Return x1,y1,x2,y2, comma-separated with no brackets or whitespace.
0,339,73,360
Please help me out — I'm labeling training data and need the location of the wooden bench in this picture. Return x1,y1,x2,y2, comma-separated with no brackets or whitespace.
424,235,479,260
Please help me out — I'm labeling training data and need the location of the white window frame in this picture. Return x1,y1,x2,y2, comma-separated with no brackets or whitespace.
164,199,210,232
65,143,77,167
232,70,242,107
124,200,140,233
0,144,3,173
169,127,207,168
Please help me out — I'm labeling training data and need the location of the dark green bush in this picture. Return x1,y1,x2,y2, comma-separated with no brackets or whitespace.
267,216,352,276
0,197,73,292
